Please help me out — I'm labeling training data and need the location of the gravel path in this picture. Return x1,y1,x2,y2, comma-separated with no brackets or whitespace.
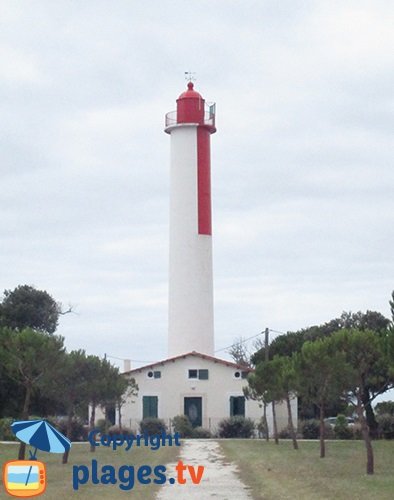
156,439,253,499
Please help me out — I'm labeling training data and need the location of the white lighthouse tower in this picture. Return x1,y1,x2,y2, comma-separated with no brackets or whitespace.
165,82,216,357
120,83,294,435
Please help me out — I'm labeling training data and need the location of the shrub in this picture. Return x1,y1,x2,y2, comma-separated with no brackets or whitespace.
323,423,335,440
0,418,16,441
217,416,255,438
375,401,394,416
334,415,352,440
95,419,107,433
108,425,134,437
55,418,87,441
172,415,194,438
377,414,394,439
300,419,320,439
191,427,212,438
44,416,58,427
140,418,167,436
299,419,335,439
278,426,292,439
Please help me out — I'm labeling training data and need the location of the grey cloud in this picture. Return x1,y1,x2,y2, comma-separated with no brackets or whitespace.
1,1,393,365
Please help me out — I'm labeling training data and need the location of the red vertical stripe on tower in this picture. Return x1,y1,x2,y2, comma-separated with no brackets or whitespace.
197,127,212,235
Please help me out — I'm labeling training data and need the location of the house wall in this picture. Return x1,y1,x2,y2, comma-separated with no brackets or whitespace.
120,356,296,434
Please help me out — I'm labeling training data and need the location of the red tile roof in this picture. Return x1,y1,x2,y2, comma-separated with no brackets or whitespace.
124,351,253,374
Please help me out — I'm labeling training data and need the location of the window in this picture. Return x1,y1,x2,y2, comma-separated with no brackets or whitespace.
143,396,158,418
147,370,161,379
230,396,245,417
188,369,198,379
188,369,209,380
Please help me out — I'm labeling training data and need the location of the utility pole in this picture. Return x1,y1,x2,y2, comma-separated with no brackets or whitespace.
264,327,269,361
265,327,279,444
263,327,270,442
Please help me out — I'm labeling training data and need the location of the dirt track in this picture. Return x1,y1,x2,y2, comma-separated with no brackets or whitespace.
156,439,253,499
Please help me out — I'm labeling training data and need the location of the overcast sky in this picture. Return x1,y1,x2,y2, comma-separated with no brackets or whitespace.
1,0,393,370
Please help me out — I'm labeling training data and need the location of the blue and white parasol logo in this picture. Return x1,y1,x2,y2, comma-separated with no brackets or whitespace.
11,419,71,460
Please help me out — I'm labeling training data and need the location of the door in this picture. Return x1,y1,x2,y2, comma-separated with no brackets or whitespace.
184,397,202,427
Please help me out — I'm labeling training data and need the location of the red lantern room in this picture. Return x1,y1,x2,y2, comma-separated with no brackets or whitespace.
165,82,216,133
176,82,205,124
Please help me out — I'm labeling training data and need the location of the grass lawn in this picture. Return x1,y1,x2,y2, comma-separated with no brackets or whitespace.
220,439,394,500
0,442,180,499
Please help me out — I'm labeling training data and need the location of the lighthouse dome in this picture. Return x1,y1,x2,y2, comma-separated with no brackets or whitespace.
178,81,203,100
176,82,205,125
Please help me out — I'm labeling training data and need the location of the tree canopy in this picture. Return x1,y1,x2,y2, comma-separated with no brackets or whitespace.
0,285,69,334
247,325,394,474
295,337,351,457
0,284,137,464
252,310,391,364
0,326,66,458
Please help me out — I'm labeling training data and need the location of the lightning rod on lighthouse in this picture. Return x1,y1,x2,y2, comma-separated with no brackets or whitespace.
165,82,216,357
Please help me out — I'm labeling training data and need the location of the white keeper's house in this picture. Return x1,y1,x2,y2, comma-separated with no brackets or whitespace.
117,83,295,434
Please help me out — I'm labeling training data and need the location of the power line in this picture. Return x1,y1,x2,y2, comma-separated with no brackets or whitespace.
105,354,156,364
106,327,289,363
214,331,265,353
269,328,288,335
214,327,287,354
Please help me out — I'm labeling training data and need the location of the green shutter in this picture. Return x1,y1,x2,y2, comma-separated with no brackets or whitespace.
143,396,149,418
230,396,245,417
238,396,245,417
143,396,158,418
199,369,209,380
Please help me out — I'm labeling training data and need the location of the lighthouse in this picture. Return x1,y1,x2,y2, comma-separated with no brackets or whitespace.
165,82,216,357
119,83,295,435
